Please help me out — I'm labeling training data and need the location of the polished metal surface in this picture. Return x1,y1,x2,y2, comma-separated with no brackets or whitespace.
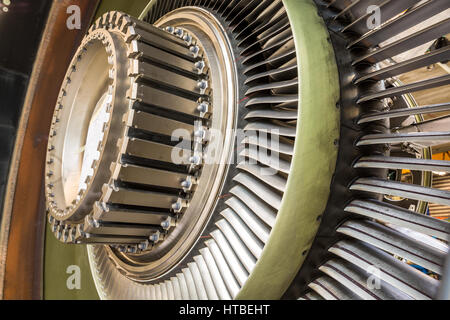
86,0,301,300
46,9,238,282
299,0,450,301
42,0,450,301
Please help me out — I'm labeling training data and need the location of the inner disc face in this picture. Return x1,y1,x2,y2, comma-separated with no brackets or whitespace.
46,29,128,224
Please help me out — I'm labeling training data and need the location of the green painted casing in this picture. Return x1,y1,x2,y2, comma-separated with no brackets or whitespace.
236,0,341,300
44,224,98,299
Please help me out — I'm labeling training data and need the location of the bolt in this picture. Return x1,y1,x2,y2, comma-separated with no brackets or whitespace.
174,28,183,37
181,180,191,189
138,241,149,251
197,80,208,90
197,102,208,113
194,60,205,71
150,233,159,242
172,202,182,211
161,218,171,230
183,34,192,44
194,61,204,68
189,155,200,164
194,129,205,139
190,46,199,56
165,26,175,33
161,221,170,229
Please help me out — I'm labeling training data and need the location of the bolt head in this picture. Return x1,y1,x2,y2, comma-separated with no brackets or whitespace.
195,61,205,70
197,102,208,113
183,34,192,45
194,129,205,138
189,155,200,164
174,28,183,37
197,80,208,90
150,233,159,242
181,180,191,188
161,220,171,229
190,46,199,56
172,202,181,211
138,242,149,250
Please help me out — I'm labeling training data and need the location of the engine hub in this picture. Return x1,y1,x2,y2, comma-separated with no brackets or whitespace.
45,9,238,280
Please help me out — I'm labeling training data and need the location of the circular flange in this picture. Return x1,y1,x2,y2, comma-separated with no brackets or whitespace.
104,7,239,280
45,28,130,224
45,9,239,282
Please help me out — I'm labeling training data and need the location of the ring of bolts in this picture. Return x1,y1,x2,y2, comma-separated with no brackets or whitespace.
119,25,213,254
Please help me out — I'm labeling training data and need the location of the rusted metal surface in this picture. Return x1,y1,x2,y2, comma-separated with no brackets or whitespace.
1,0,99,300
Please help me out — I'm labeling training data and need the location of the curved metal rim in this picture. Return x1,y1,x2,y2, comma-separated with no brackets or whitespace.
236,0,340,299
45,31,118,222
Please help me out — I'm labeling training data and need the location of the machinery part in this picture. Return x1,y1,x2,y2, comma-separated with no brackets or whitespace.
45,9,240,281
46,0,318,299
88,0,450,300
286,0,450,300
4,0,448,300
88,0,314,296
